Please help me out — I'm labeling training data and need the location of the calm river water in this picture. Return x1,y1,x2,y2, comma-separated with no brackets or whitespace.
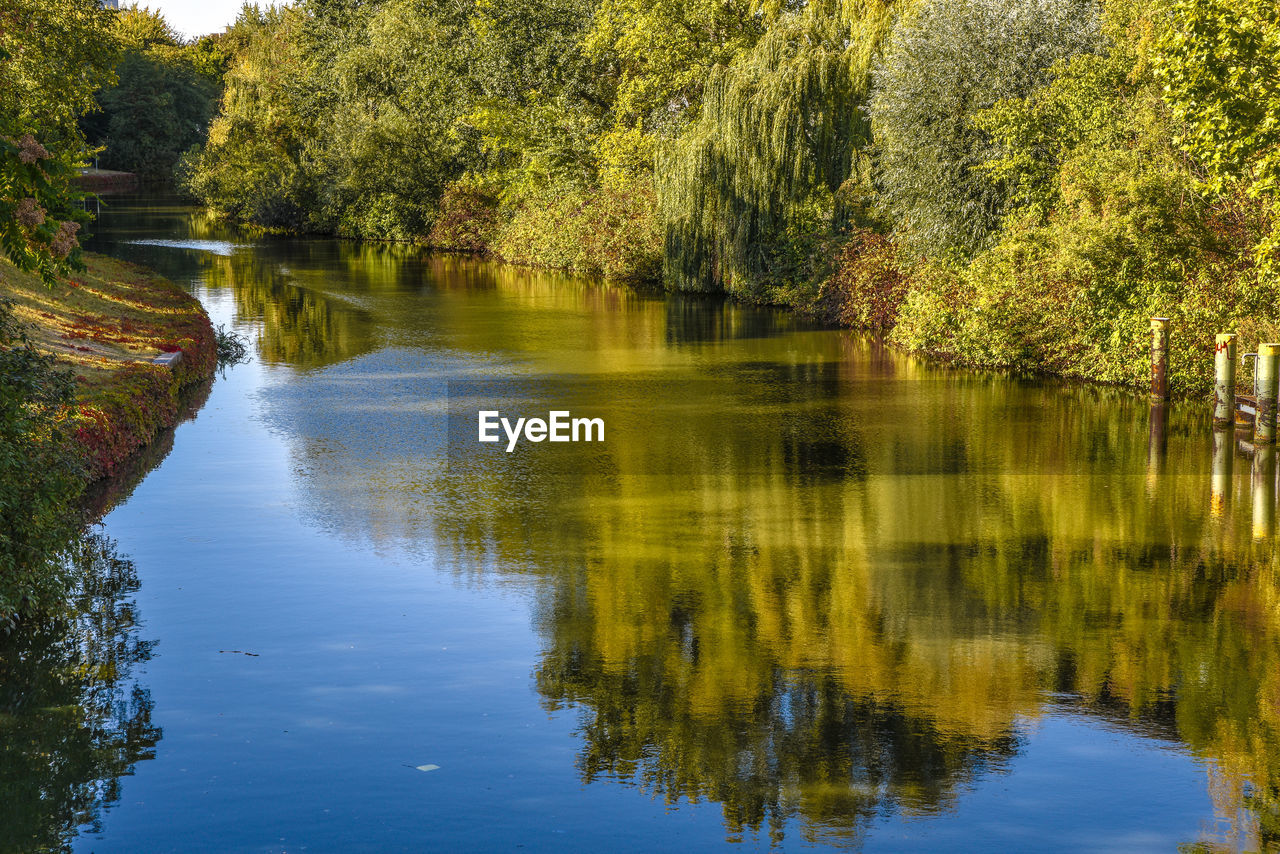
6,195,1279,851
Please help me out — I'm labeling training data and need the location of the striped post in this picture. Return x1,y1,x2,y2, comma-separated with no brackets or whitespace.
1254,343,1280,444
1214,333,1237,428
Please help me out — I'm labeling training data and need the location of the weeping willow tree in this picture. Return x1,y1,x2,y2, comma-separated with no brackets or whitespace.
658,0,902,297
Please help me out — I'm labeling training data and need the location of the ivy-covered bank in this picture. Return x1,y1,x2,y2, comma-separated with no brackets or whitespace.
0,253,215,619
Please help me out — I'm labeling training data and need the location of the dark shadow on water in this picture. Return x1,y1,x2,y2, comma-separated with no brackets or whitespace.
0,532,159,854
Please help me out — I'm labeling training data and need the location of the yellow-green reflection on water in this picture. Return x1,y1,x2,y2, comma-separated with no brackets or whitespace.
84,198,1280,850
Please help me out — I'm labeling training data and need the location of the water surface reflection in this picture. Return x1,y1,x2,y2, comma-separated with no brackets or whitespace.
0,534,158,853
72,197,1280,850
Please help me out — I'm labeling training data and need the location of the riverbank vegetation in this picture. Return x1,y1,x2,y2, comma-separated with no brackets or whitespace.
178,0,1278,396
0,254,215,619
1,254,216,479
1,1,219,619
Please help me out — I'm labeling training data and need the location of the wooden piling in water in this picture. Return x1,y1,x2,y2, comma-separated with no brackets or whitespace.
1150,317,1169,401
1214,333,1237,428
1148,402,1167,466
1254,445,1276,538
1255,343,1280,444
1211,428,1233,517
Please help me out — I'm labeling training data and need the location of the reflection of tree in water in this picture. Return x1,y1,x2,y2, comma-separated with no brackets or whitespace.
200,253,377,370
489,374,1280,848
0,532,159,853
540,645,1017,845
663,292,817,347
171,220,1280,846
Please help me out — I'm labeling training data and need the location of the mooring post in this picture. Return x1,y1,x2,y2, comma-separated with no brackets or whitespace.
1150,317,1170,401
1254,445,1277,538
1211,427,1233,517
1214,333,1237,428
1148,402,1167,465
1255,343,1280,444
1146,402,1168,496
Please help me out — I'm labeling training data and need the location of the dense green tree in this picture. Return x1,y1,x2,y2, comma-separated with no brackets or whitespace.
1154,0,1280,195
81,5,220,178
179,5,317,229
309,0,476,239
869,0,1102,257
86,53,218,177
888,0,1275,392
0,0,116,281
0,0,118,147
583,0,764,176
1153,0,1280,284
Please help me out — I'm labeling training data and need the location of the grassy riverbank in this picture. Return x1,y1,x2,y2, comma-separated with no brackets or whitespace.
1,252,216,480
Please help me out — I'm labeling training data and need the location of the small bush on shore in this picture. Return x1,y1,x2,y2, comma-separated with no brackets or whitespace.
493,176,662,281
215,324,250,370
819,231,907,332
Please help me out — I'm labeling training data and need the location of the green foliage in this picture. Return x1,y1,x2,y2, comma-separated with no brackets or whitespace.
0,0,115,283
1153,0,1280,288
0,0,119,147
178,5,317,230
493,174,662,279
1154,0,1280,195
660,0,898,297
882,0,1279,395
182,0,613,241
0,135,91,286
0,302,84,620
870,0,1103,257
312,0,475,240
112,3,182,49
0,0,110,277
584,0,764,177
87,52,217,178
81,5,220,178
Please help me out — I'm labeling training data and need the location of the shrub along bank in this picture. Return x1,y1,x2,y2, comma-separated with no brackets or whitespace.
0,253,215,620
1,253,216,480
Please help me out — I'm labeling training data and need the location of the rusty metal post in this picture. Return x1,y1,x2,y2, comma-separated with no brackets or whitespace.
1214,333,1237,428
1150,317,1170,401
1148,403,1167,468
1254,445,1276,538
1254,343,1280,444
1211,428,1233,517
1146,402,1167,496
